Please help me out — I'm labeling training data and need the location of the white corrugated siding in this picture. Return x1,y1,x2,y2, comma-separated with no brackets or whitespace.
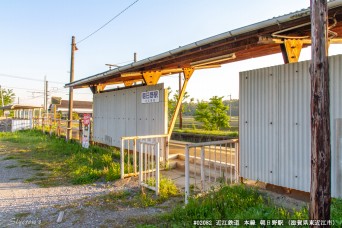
93,84,166,148
330,55,342,197
239,54,342,197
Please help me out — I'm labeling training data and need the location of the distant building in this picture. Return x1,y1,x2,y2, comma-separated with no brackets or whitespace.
49,100,92,118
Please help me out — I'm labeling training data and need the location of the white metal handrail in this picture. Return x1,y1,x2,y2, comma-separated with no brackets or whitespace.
185,139,239,204
120,134,168,179
139,140,160,195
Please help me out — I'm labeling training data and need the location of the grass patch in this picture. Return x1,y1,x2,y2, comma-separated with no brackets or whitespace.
0,130,122,186
2,155,17,160
165,184,294,226
136,184,342,227
85,176,181,210
154,184,342,227
173,128,238,138
5,164,17,169
14,212,31,219
332,198,342,226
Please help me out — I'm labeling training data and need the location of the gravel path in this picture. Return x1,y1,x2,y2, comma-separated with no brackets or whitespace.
0,146,174,227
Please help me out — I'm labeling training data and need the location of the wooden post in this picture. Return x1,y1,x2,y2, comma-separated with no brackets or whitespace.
310,0,331,224
67,36,76,141
79,119,83,143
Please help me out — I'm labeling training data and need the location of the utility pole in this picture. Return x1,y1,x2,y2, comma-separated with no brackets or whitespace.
228,94,232,122
67,36,76,141
46,80,48,113
44,76,46,112
178,73,182,129
0,85,4,106
134,52,137,62
0,85,4,117
309,0,331,224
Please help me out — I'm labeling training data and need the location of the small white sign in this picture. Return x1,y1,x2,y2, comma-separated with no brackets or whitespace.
82,126,90,149
141,90,160,103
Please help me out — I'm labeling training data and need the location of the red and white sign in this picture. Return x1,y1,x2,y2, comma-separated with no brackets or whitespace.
83,114,90,126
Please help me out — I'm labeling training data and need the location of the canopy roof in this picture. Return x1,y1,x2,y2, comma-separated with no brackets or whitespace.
66,0,342,89
0,105,43,110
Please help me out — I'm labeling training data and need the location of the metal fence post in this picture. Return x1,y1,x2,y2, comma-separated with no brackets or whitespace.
185,145,190,204
120,139,125,179
235,142,239,183
139,142,143,186
133,139,137,174
200,146,205,191
156,142,160,196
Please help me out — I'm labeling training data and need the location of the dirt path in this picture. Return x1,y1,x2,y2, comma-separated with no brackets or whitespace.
0,144,175,227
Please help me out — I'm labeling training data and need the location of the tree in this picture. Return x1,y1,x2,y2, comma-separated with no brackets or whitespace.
194,96,230,130
167,87,192,123
0,88,15,115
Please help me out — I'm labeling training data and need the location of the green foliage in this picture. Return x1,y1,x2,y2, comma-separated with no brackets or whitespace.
195,96,230,130
72,112,80,120
173,128,238,138
164,185,309,226
0,130,121,186
332,198,342,226
0,88,15,115
146,176,179,200
167,87,192,122
0,88,15,106
134,176,180,208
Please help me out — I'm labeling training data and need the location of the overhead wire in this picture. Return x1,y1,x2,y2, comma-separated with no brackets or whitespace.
0,73,65,84
77,0,141,45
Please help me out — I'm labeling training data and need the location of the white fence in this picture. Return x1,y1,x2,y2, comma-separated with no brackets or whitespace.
120,134,168,195
0,119,33,132
139,140,160,195
185,139,239,204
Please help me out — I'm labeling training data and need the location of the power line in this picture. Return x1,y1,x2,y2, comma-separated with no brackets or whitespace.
77,0,141,44
1,85,44,92
0,73,65,84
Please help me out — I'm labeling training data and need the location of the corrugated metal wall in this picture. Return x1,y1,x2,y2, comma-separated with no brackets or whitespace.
93,84,167,148
239,54,342,197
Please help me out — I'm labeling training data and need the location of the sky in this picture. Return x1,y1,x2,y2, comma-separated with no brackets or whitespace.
1,0,342,106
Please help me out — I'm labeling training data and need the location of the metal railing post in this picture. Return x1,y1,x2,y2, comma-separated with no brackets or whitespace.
236,142,239,183
133,139,137,174
200,146,205,191
156,142,160,196
139,142,143,186
120,139,125,179
185,145,190,204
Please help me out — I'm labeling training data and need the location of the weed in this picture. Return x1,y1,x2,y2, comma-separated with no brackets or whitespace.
160,184,310,226
14,212,31,219
332,198,342,226
173,128,238,137
0,130,122,186
2,155,16,160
